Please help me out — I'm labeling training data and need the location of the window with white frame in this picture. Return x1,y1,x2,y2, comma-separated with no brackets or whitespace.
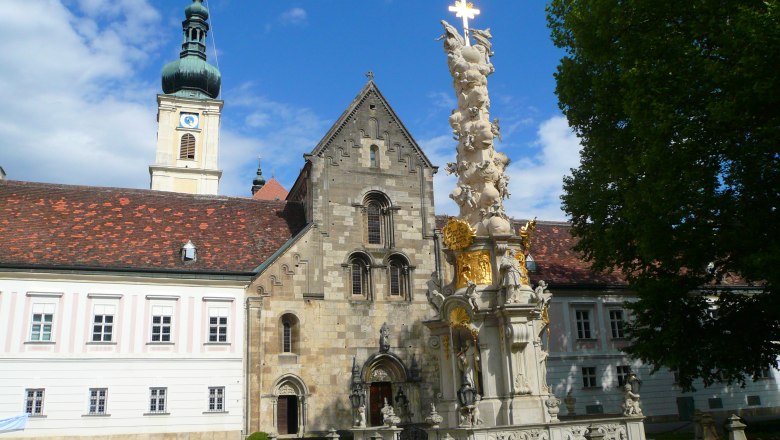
208,308,228,343
92,305,115,342
88,388,107,415
151,306,173,342
609,309,626,338
208,386,225,412
30,304,55,341
148,387,167,414
582,367,597,388
25,389,44,415
617,365,632,386
575,309,592,339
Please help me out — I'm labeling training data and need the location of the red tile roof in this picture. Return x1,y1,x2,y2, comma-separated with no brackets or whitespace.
525,221,626,287
0,180,306,274
252,178,288,201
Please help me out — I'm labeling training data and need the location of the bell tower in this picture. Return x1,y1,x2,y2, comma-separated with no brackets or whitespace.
150,0,222,195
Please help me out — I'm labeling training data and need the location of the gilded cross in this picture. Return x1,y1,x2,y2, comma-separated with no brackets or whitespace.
448,0,480,46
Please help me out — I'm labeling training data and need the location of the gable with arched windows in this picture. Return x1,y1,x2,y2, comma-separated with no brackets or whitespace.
362,192,393,247
179,133,196,160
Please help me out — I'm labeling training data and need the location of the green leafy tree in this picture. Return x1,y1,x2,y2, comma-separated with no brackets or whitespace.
547,0,780,390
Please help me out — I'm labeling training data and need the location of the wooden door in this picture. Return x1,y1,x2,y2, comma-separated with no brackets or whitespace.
369,382,393,426
277,395,298,434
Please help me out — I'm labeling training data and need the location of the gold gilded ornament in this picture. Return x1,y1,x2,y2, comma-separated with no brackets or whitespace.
514,252,530,285
443,335,450,359
442,217,476,251
449,306,479,339
519,217,537,252
456,250,492,289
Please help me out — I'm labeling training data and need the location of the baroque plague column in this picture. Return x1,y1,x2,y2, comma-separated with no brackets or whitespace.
425,0,556,428
420,3,647,440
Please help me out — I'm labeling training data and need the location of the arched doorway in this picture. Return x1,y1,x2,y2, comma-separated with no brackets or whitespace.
361,353,409,426
273,375,308,436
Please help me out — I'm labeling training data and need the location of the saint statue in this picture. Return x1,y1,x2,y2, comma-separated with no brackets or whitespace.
457,338,480,387
379,323,390,353
500,249,524,303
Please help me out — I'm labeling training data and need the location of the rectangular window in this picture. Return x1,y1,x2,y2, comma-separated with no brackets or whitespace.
25,389,44,415
30,304,55,341
92,305,115,342
708,398,723,409
208,308,228,343
616,365,632,387
151,306,172,342
88,388,107,415
149,387,167,414
575,310,592,339
366,204,381,244
208,387,225,412
582,367,597,388
351,263,364,295
609,309,626,338
389,265,401,296
747,395,761,406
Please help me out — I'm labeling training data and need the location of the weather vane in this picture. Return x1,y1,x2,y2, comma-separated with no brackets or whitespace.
448,0,480,46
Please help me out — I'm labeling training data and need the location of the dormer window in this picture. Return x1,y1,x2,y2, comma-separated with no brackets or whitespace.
181,240,197,262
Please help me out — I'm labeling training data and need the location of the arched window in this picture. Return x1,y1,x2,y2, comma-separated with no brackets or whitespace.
280,314,299,354
363,192,392,247
179,133,196,160
349,254,371,298
370,145,379,168
387,255,410,299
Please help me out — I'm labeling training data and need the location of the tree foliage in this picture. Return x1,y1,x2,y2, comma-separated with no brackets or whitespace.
547,0,780,390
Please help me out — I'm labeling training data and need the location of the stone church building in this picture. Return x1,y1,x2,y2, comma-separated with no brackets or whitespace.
0,1,777,439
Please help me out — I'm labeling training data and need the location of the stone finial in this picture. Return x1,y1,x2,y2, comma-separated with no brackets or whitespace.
564,390,576,415
584,425,605,440
545,394,561,422
724,414,747,440
326,428,340,440
425,403,443,428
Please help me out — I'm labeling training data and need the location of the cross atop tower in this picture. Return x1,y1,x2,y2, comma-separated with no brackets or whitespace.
448,0,480,46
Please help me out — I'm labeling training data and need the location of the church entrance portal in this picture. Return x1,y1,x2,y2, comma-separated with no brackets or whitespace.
277,395,299,435
369,382,392,426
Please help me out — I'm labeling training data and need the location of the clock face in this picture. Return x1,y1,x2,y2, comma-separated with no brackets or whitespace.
179,113,199,129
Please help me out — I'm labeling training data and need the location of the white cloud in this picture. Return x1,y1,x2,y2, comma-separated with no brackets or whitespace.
503,115,582,221
279,7,308,26
0,0,163,188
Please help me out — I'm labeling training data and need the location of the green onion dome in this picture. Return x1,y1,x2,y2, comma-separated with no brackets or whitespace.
161,0,221,99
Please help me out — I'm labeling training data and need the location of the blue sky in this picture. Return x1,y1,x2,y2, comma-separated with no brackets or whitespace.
0,0,582,220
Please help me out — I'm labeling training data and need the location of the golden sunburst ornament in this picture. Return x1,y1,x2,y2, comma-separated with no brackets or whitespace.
442,217,476,251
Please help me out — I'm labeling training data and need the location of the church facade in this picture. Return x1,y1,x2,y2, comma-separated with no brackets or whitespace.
0,1,778,439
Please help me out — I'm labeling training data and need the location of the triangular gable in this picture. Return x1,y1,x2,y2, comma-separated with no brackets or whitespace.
309,81,435,169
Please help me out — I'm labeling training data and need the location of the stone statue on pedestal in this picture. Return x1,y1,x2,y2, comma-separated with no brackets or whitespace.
379,323,390,353
500,249,524,303
622,384,642,416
